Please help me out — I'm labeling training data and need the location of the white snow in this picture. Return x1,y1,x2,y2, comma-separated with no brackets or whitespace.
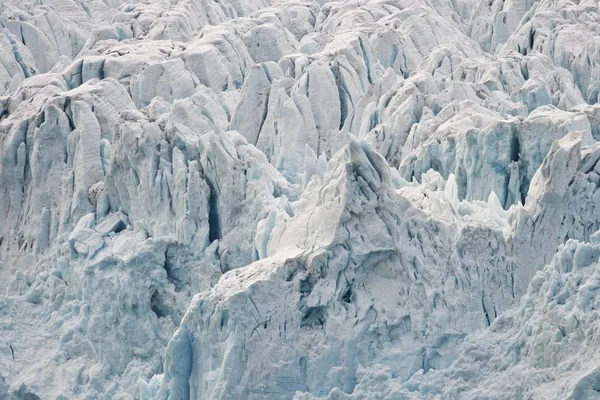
0,0,599,399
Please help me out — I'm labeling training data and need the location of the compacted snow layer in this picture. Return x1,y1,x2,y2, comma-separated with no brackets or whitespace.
0,0,599,398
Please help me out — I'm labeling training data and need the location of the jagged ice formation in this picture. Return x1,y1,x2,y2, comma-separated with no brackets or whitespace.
1,0,600,399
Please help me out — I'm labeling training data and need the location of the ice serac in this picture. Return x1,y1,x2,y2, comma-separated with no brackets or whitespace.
509,131,600,296
183,27,253,91
230,62,282,146
130,58,199,108
501,0,600,104
153,138,518,399
468,0,534,53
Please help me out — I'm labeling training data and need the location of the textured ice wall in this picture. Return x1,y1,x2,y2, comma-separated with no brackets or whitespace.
0,0,599,398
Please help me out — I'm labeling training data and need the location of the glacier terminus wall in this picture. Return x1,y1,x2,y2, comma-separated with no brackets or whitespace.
1,0,600,399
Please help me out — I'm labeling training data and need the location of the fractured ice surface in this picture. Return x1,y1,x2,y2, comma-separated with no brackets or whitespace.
1,0,600,398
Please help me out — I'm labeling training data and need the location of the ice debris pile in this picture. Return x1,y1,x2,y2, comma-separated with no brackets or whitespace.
1,0,600,398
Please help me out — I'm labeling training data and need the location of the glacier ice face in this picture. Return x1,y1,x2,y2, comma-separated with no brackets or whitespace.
1,0,600,398
364,235,600,400
152,138,518,399
152,130,600,399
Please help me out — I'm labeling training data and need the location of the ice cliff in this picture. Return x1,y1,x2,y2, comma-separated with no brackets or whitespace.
0,0,599,399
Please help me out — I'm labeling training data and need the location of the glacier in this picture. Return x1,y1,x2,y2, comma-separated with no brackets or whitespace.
0,0,600,399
